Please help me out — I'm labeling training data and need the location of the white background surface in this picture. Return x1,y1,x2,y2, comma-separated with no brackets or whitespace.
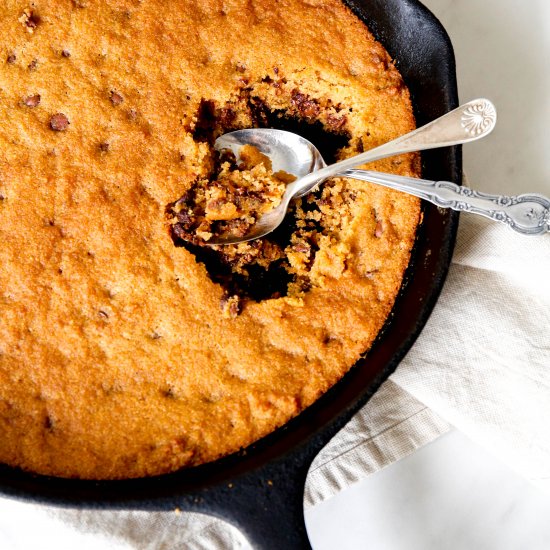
1,2,549,549
307,430,550,550
306,0,550,548
422,0,550,196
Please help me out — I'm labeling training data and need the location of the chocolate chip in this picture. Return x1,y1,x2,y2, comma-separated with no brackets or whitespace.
21,9,40,30
229,300,241,318
44,415,55,431
218,149,236,165
61,49,71,58
172,223,195,243
290,89,320,119
23,94,41,108
293,242,311,254
176,210,192,225
161,387,175,398
179,188,196,204
7,53,16,64
237,77,249,88
110,90,124,106
99,142,110,152
218,107,236,127
326,114,347,132
49,113,70,131
28,13,40,29
248,97,269,126
27,59,38,71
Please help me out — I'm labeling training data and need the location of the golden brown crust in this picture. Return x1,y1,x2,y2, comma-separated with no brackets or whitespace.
0,0,421,478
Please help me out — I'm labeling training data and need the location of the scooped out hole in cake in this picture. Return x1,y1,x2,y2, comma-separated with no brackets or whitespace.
167,80,360,310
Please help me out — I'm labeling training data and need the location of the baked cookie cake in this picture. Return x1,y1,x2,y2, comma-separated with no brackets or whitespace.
0,0,421,479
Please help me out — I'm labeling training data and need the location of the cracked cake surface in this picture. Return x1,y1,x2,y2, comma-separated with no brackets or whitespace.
0,0,421,479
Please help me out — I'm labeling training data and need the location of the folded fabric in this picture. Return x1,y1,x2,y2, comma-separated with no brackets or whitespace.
1,213,548,548
393,214,550,494
309,213,550,503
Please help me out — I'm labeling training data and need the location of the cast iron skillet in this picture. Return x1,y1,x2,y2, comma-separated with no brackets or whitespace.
0,0,460,548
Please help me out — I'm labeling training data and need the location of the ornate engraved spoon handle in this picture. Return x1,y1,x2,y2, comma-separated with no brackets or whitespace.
343,170,550,236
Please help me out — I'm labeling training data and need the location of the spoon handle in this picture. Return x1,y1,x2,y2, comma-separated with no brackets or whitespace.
343,169,550,236
290,98,497,196
349,98,497,164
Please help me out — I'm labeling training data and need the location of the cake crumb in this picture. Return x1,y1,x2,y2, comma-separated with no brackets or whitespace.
221,294,241,319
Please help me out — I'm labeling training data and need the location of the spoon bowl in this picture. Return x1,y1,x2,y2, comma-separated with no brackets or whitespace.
215,128,326,180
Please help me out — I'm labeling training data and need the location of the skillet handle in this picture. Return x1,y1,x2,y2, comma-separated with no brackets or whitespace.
176,425,340,549
207,447,315,548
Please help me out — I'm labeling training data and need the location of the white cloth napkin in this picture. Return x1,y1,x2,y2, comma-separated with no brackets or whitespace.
1,213,548,549
393,214,550,491
307,213,550,506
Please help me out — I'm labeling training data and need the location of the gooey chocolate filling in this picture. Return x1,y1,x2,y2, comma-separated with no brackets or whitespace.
168,86,352,312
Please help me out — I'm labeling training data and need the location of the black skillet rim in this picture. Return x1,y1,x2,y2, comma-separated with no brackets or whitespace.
0,0,460,513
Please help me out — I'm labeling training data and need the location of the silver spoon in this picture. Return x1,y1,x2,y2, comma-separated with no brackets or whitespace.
209,98,540,244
